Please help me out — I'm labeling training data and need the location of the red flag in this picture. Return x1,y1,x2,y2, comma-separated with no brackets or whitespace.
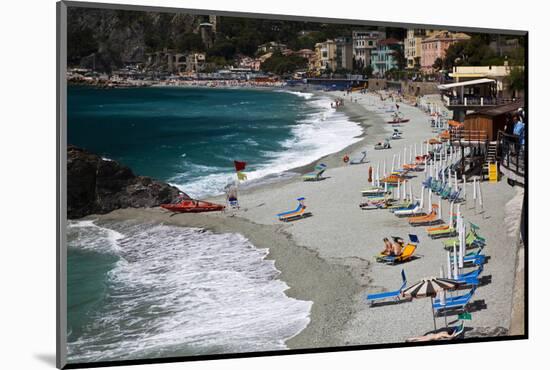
234,160,247,172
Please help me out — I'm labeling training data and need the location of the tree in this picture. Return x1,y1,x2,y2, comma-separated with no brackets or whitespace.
176,33,205,53
207,40,236,60
261,52,307,75
391,46,407,71
506,67,525,97
364,64,374,78
432,57,444,71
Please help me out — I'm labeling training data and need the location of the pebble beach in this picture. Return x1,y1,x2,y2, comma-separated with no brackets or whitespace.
95,89,524,350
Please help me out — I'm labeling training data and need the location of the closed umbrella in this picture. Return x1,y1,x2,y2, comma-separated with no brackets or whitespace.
403,277,460,330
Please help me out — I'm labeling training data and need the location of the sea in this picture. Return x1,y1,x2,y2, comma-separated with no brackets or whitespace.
66,86,363,362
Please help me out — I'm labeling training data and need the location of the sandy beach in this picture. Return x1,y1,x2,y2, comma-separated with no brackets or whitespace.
94,89,524,349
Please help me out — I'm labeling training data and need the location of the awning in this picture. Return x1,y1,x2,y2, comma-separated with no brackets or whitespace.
438,78,496,90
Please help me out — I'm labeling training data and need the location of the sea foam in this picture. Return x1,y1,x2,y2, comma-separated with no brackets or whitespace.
67,221,312,362
172,93,362,198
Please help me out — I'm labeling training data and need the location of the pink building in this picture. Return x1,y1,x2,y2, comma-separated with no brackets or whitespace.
420,31,471,72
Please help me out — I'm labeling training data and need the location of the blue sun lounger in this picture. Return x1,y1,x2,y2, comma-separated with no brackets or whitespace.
433,287,476,313
276,197,310,222
365,269,407,306
452,265,484,286
303,163,327,181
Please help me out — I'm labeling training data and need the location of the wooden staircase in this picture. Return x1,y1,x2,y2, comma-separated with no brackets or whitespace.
483,141,498,176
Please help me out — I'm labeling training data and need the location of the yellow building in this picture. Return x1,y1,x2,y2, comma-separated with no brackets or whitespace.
314,40,337,72
405,29,437,69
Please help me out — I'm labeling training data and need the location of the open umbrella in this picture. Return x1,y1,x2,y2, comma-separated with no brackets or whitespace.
403,277,460,330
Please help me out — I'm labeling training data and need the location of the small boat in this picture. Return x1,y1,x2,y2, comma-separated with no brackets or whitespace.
161,199,225,213
387,118,410,124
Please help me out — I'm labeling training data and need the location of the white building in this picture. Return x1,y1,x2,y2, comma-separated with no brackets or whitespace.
352,30,386,69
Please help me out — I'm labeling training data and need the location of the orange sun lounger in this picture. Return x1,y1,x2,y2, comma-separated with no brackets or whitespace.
408,205,440,225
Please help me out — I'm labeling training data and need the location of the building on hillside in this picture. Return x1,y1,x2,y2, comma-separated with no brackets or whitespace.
199,23,215,49
352,30,386,70
405,29,437,69
237,56,262,71
370,38,403,76
420,31,471,72
185,52,206,73
449,64,522,99
335,37,353,71
257,42,287,55
314,40,337,72
489,38,520,57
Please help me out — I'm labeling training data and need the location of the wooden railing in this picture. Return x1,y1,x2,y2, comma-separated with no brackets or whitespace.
449,129,488,142
497,131,525,182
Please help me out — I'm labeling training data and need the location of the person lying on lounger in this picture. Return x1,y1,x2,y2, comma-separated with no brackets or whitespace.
406,328,458,342
381,238,393,255
391,237,404,256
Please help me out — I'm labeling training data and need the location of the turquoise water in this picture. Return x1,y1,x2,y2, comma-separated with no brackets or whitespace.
66,86,362,363
68,86,362,197
67,220,312,363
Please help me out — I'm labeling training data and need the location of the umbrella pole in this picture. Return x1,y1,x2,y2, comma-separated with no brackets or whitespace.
431,296,437,331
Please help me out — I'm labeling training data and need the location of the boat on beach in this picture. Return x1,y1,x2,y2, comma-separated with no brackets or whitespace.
160,199,225,213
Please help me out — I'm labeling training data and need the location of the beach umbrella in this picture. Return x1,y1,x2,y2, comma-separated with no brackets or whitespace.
384,181,388,193
398,153,401,168
438,196,442,220
409,145,413,163
395,180,401,200
454,172,459,192
477,180,484,211
383,160,387,178
404,147,407,165
391,154,396,172
428,189,433,212
419,186,425,208
409,181,413,202
453,242,459,279
403,277,460,330
462,175,467,202
446,251,452,279
448,202,454,225
414,143,418,158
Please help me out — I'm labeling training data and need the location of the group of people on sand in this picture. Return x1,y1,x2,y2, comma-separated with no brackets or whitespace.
331,98,345,108
381,236,405,256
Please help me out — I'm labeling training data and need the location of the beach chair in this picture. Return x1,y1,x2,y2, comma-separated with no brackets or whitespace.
406,321,465,342
376,235,419,265
433,287,476,314
408,205,441,226
454,265,484,286
374,139,391,150
277,197,311,222
303,163,327,181
394,203,424,217
365,269,407,306
443,225,485,250
448,189,462,203
388,201,414,211
449,247,486,266
422,177,433,188
427,223,457,239
350,151,368,165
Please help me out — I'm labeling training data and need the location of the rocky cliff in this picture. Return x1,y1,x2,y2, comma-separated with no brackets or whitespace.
67,145,183,219
67,7,204,71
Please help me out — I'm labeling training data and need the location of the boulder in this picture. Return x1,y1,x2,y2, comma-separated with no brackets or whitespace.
67,145,183,219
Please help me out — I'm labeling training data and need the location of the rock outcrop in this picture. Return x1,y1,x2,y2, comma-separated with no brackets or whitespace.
67,145,183,219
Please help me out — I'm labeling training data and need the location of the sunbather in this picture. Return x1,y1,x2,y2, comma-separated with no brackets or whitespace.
381,237,393,255
391,237,403,256
406,328,460,342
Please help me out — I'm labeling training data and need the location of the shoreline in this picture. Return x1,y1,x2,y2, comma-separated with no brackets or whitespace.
80,88,523,353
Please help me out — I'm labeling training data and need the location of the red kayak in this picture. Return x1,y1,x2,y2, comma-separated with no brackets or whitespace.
161,200,225,213
387,118,410,124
